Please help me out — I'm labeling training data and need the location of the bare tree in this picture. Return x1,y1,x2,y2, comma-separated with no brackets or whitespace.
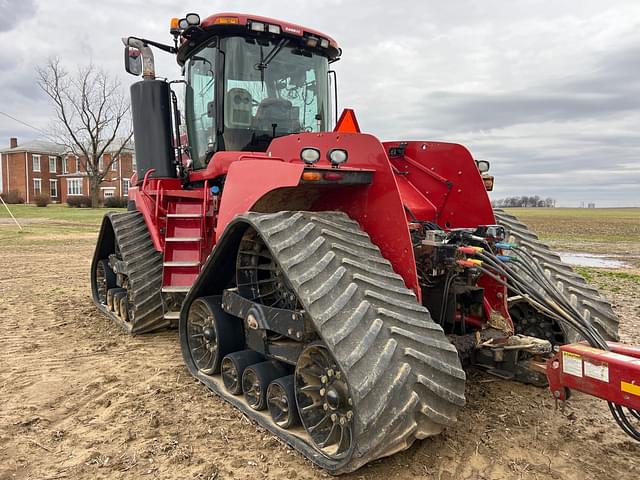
37,58,133,207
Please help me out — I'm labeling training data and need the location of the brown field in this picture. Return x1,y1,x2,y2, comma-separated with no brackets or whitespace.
0,206,639,480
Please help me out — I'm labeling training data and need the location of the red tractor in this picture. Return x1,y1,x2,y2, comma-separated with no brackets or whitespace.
91,12,640,474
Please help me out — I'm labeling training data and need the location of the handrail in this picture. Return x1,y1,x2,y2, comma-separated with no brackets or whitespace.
141,168,156,191
201,180,209,259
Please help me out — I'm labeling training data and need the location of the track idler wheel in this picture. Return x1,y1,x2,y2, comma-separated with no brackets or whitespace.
267,375,300,429
242,361,289,411
186,296,244,375
95,259,116,305
296,343,354,460
221,350,264,395
107,288,126,311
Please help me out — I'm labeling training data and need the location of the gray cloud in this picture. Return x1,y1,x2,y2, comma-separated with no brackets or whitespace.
0,0,36,32
0,0,639,206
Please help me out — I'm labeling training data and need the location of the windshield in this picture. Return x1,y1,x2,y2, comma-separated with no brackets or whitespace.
185,35,330,167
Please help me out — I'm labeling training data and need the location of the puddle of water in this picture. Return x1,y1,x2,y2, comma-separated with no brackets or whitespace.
558,252,630,268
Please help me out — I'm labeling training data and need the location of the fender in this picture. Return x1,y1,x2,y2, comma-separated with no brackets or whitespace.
204,132,420,299
215,159,304,238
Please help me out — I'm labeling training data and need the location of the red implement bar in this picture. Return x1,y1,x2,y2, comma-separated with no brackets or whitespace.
546,342,640,409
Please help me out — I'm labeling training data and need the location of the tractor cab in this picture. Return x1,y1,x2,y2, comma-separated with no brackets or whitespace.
123,13,340,174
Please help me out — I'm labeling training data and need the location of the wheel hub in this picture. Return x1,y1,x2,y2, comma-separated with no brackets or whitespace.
202,326,215,343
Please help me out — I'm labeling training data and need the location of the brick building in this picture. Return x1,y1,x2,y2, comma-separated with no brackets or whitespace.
0,138,135,204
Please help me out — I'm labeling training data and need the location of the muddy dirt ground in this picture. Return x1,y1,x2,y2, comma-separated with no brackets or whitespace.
1,216,639,480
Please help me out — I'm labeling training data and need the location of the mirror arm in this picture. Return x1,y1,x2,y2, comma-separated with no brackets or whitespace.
129,37,177,54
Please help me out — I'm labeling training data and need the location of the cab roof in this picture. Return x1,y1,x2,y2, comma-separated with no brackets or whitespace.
177,12,341,65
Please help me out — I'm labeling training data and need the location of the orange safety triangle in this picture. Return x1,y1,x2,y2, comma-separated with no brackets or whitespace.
334,108,361,133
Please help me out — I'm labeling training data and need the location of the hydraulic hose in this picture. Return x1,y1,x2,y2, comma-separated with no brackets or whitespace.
472,245,638,441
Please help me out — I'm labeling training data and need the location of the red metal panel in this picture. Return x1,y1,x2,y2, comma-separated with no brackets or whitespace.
215,160,304,237
383,141,495,227
546,342,640,410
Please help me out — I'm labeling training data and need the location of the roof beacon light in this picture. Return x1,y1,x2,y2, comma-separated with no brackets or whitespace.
250,21,266,32
301,148,321,165
268,24,281,34
170,17,180,34
328,149,348,166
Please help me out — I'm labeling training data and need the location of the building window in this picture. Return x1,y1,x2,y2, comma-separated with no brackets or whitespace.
62,156,68,173
67,178,83,196
49,156,57,173
33,178,42,195
132,154,137,171
32,154,41,172
122,178,130,196
50,179,58,197
75,157,81,172
103,189,115,198
111,158,118,171
98,156,104,172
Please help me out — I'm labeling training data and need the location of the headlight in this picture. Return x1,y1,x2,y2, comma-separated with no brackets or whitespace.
328,149,348,166
250,21,266,32
300,148,321,164
185,13,200,26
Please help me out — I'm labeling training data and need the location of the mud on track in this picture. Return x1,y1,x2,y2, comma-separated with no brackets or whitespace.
1,227,639,480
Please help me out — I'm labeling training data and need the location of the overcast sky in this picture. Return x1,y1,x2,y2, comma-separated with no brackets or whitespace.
1,0,638,206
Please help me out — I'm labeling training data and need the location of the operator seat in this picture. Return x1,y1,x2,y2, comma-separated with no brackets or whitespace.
225,88,253,128
252,98,300,134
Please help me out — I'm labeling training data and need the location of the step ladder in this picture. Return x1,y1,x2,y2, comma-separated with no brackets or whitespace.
161,199,207,324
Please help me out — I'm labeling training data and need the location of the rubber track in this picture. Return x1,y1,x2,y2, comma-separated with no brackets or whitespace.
494,209,619,342
101,212,168,334
243,211,466,473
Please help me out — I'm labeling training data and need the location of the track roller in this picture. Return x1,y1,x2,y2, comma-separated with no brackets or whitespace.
242,361,290,411
113,291,127,316
119,295,130,322
107,288,126,311
221,350,265,395
267,375,300,429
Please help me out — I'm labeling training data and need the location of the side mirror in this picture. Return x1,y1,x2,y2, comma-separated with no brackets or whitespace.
124,46,142,76
476,160,490,173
